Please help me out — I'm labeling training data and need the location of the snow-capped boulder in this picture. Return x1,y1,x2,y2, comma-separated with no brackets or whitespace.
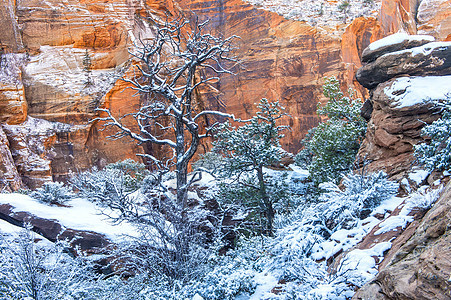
357,76,449,180
356,34,451,181
356,40,451,89
361,33,435,63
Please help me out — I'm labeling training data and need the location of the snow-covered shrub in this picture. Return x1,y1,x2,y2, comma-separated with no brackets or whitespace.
0,226,92,300
294,148,313,169
267,171,397,286
415,96,451,171
71,159,148,213
30,182,74,205
405,185,443,210
318,171,398,230
181,262,257,299
303,77,366,185
106,159,150,191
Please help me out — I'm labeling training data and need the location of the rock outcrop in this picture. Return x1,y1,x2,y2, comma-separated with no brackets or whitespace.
357,39,451,89
352,31,451,299
356,34,451,180
353,181,451,299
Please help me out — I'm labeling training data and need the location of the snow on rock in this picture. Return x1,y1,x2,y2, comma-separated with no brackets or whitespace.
408,168,430,185
375,185,442,235
367,33,435,51
341,242,392,283
383,75,451,108
0,193,138,242
248,272,278,300
244,0,380,31
0,219,52,247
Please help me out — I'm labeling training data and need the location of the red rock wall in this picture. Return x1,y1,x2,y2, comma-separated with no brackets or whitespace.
0,0,449,189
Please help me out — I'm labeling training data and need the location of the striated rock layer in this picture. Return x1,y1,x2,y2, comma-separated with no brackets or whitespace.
0,0,450,188
0,0,384,188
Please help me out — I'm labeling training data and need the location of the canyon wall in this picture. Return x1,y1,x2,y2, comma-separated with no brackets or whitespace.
0,0,449,189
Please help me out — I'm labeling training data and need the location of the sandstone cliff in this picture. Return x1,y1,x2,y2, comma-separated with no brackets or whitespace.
0,0,450,189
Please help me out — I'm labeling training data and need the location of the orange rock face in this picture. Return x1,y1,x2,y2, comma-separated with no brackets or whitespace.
0,0,449,188
379,0,419,35
417,0,451,40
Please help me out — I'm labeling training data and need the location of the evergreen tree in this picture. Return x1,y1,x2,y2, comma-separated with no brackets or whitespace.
213,99,289,235
302,77,366,185
82,49,93,86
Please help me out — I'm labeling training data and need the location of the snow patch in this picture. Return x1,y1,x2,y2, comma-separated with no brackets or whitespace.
384,75,451,108
408,169,429,185
0,193,138,242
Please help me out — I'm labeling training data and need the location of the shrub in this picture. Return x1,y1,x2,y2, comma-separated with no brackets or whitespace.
0,226,92,299
318,171,398,231
30,182,74,205
414,97,451,171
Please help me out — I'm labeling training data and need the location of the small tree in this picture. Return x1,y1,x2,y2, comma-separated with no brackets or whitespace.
82,49,93,86
95,15,237,208
302,77,366,185
213,99,289,235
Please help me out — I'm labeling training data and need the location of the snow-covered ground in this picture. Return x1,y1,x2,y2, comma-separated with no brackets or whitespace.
0,166,444,299
0,193,138,242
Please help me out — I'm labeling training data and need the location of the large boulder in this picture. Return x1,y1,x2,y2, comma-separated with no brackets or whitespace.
357,75,451,180
356,40,451,89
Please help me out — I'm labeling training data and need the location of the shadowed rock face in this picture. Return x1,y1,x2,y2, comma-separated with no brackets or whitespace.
356,41,451,89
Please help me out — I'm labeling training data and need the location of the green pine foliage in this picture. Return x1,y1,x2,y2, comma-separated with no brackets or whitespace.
213,99,289,235
301,77,366,185
414,97,451,171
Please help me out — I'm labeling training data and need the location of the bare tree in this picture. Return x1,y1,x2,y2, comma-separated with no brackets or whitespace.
95,15,238,208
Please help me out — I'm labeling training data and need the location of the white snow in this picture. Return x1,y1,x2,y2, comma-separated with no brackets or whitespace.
408,41,450,56
243,0,381,32
408,169,430,185
375,214,414,235
341,242,392,282
384,75,451,108
0,193,138,242
288,164,309,180
368,33,435,51
375,185,442,235
249,272,278,300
